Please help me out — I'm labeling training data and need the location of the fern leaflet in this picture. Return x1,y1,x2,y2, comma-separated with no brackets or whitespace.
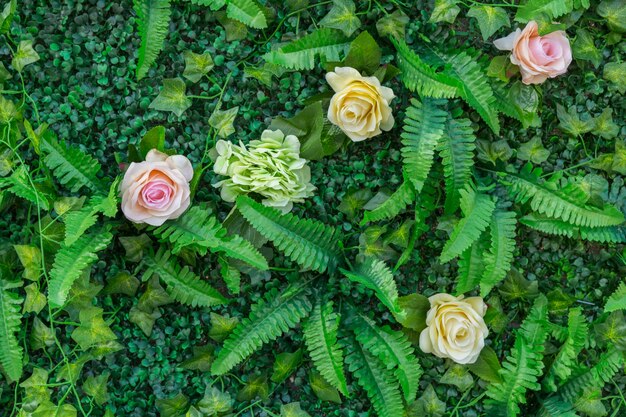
134,0,172,80
605,282,626,313
226,0,267,29
480,210,517,297
361,181,415,225
0,166,51,210
455,237,487,295
0,277,23,382
516,0,574,23
520,214,626,243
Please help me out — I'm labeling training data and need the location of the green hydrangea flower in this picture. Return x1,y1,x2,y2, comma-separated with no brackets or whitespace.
213,129,316,212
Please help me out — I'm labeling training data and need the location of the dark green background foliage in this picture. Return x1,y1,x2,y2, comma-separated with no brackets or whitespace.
0,0,624,416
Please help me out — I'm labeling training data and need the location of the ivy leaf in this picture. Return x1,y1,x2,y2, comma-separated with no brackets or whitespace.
23,283,47,314
574,387,608,417
208,312,239,342
209,106,238,138
156,393,189,417
71,307,118,350
237,374,269,401
118,234,152,263
180,345,214,372
12,40,40,72
408,384,446,417
595,311,626,350
376,9,409,39
197,386,233,415
396,293,429,332
83,372,110,406
0,0,16,34
487,56,510,82
572,29,602,68
440,364,474,392
0,94,20,124
597,0,626,33
603,62,626,94
343,31,381,76
476,139,513,165
468,345,503,383
269,101,326,160
338,188,373,220
138,125,166,159
129,306,161,337
592,107,620,139
215,11,248,41
271,349,303,383
309,370,341,403
281,402,311,417
556,104,594,136
149,78,192,117
182,51,214,83
518,136,550,164
467,6,510,41
102,271,140,297
14,244,41,281
429,0,460,24
319,0,361,37
30,317,55,351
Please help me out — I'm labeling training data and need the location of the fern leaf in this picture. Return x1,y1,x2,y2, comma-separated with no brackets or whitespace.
226,0,267,29
263,28,350,70
580,226,626,243
516,0,574,23
391,37,458,98
537,398,577,417
351,312,422,403
48,231,113,308
340,258,403,318
144,249,228,308
345,336,404,417
40,131,103,193
303,299,348,396
0,277,23,382
0,168,51,211
134,0,172,80
440,186,496,263
153,205,268,270
401,98,448,193
236,195,341,273
187,0,225,9
544,308,589,391
438,116,476,214
504,164,625,227
361,181,415,225
218,256,241,294
605,282,626,313
211,283,312,375
485,295,548,417
480,210,517,297
520,214,626,243
455,236,487,295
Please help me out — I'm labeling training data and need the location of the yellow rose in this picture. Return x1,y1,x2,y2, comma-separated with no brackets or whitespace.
326,67,395,142
419,293,488,364
120,149,193,226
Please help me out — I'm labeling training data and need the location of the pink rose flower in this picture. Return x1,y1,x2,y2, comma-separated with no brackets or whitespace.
120,149,193,226
494,21,572,85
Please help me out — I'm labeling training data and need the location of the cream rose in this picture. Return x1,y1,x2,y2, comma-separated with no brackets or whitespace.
419,293,488,364
494,21,572,85
120,149,193,226
326,67,395,142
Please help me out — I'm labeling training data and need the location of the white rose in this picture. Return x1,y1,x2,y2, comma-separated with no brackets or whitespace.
419,293,488,364
326,67,395,142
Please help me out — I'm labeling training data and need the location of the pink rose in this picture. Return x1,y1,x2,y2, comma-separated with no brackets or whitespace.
494,21,572,85
120,149,193,226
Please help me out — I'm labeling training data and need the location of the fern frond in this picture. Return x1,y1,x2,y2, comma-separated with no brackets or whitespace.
605,282,626,313
40,134,103,193
455,237,487,295
401,98,448,193
211,283,312,375
485,295,548,417
187,0,225,8
214,234,269,270
144,249,228,308
440,186,496,264
134,0,172,80
516,0,574,23
438,116,476,214
345,336,404,417
351,312,421,403
536,398,577,417
303,299,348,396
391,37,458,98
48,231,113,308
236,195,341,273
361,181,415,225
0,277,23,382
520,213,626,243
544,308,589,391
263,28,350,70
480,210,517,297
340,258,403,318
0,167,51,211
504,164,625,227
226,0,267,29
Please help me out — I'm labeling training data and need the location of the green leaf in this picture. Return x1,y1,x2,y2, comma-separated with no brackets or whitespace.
182,50,214,83
361,181,415,225
144,249,229,307
118,234,152,262
215,10,248,41
517,136,550,164
263,28,350,70
14,244,42,281
597,0,626,33
595,311,626,350
218,257,241,294
573,387,607,417
226,0,267,29
591,107,620,139
197,386,233,415
236,195,341,273
133,0,172,80
343,31,381,76
211,283,312,375
149,78,192,117
138,125,166,157
48,231,113,308
338,188,373,220
480,210,517,297
309,370,341,403
129,305,161,337
30,317,54,351
605,282,626,313
303,299,348,395
408,384,446,417
269,101,326,161
271,349,303,383
572,28,602,68
281,402,311,417
237,374,269,401
23,283,46,314
71,307,118,350
467,6,510,41
603,61,626,93
516,0,574,23
0,0,16,34
376,9,409,39
209,312,239,342
468,345,503,384
455,236,488,295
440,364,474,392
430,0,460,24
0,276,23,382
102,271,140,297
209,106,238,138
396,293,429,331
556,104,595,136
319,0,361,36
0,166,51,210
83,372,110,406
180,344,214,372
156,393,189,417
11,40,40,72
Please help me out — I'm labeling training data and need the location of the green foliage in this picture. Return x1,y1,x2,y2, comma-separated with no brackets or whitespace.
226,0,267,29
133,0,172,80
361,181,415,225
480,210,517,297
149,78,192,116
467,5,510,41
303,299,348,396
143,249,229,308
605,282,626,313
319,0,361,37
0,166,51,210
236,195,341,273
211,283,312,375
519,213,626,243
0,276,23,382
455,236,487,295
516,0,574,23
